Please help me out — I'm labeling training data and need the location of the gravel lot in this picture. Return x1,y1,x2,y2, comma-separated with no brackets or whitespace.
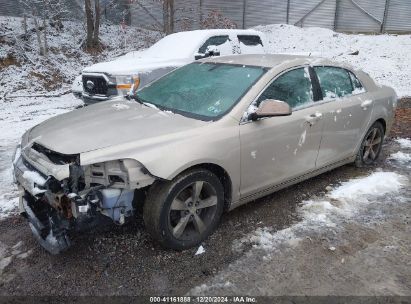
0,99,409,297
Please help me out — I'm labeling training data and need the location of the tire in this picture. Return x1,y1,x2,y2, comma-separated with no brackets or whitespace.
355,121,384,167
144,169,224,250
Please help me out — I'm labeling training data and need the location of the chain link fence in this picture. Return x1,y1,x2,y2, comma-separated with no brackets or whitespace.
1,0,410,33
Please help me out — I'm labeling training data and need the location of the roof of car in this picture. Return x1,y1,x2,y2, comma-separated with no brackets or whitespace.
201,54,329,68
171,29,263,36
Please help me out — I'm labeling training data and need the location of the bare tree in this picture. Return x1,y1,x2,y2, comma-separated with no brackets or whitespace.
162,0,174,34
84,0,101,50
201,9,237,29
19,0,68,56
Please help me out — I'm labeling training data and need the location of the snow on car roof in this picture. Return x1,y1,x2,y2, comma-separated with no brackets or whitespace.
145,29,263,59
201,54,345,69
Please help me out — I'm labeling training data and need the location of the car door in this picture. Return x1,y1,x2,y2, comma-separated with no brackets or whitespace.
312,66,373,167
239,66,324,198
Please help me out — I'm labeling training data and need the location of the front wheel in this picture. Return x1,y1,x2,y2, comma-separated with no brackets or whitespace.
144,169,224,250
355,121,384,167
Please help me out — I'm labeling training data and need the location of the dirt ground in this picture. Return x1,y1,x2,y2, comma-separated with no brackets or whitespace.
0,99,409,297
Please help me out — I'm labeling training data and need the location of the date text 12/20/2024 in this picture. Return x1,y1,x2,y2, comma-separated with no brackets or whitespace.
150,297,257,303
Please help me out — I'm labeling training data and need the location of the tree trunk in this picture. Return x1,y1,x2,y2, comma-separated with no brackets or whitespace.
84,0,94,49
92,0,100,47
168,0,174,33
32,13,44,55
123,0,132,26
42,16,48,56
23,14,28,36
163,0,169,34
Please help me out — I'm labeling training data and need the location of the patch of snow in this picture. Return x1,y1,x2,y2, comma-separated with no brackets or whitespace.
22,171,46,187
242,101,258,121
360,99,373,109
0,95,81,218
352,87,366,95
17,250,33,259
329,171,406,201
195,245,205,255
388,151,411,168
234,171,407,252
191,281,233,295
395,138,411,149
0,256,12,275
251,151,257,159
256,24,411,97
298,129,307,146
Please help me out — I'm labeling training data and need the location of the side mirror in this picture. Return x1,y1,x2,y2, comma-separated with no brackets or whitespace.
194,45,221,60
249,99,292,121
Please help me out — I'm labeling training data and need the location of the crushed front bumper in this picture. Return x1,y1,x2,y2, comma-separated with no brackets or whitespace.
19,193,70,255
13,145,72,254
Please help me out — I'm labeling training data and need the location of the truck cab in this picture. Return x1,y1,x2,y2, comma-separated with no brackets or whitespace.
74,29,266,104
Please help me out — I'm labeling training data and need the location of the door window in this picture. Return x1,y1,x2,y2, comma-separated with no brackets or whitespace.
237,35,263,46
256,67,314,109
237,35,264,54
314,66,353,99
198,35,230,54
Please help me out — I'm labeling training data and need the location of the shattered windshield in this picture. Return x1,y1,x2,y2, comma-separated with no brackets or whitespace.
135,62,266,120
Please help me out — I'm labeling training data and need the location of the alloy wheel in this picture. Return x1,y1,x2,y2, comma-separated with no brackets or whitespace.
168,181,218,240
362,127,383,163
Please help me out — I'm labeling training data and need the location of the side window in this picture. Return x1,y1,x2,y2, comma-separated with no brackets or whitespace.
314,66,353,99
349,71,365,94
238,35,264,55
237,35,263,46
198,35,230,54
256,67,314,109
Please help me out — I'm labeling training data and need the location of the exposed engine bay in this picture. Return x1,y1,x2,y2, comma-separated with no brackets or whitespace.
13,136,155,254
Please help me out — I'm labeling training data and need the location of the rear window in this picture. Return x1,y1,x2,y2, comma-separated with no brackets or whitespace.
238,35,263,46
349,71,366,94
314,66,353,100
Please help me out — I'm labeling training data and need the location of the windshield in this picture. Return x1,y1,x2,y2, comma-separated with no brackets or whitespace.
135,62,266,120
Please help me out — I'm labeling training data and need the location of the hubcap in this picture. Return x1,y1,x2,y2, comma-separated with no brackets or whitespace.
168,181,218,240
362,127,382,163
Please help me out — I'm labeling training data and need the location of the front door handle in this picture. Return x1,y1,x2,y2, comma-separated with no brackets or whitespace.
305,112,323,126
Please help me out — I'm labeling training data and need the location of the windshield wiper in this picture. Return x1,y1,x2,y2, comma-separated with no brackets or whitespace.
130,94,145,105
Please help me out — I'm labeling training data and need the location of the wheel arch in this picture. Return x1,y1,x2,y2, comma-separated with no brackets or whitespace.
179,163,233,211
375,118,387,135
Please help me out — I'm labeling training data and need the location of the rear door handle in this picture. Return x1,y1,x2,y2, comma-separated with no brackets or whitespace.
305,112,323,126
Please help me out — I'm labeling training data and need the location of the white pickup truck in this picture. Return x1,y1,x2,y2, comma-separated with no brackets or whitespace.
72,29,267,104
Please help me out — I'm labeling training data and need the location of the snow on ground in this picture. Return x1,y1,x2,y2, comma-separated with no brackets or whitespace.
389,151,411,168
395,138,411,149
0,95,81,217
0,16,161,99
233,171,408,254
257,24,411,97
193,169,410,295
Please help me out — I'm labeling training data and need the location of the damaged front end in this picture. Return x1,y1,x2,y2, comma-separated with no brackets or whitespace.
13,133,155,254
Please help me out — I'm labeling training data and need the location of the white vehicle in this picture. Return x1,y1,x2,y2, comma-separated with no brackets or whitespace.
77,29,266,104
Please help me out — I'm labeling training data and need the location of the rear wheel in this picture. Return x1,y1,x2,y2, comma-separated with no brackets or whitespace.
144,169,224,250
355,121,384,167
